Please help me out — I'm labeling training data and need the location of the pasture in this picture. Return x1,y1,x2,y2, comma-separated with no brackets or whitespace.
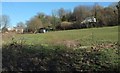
2,26,119,71
3,26,118,47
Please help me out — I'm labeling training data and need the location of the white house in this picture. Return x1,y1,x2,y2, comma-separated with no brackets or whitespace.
14,27,24,34
7,27,14,31
81,17,97,24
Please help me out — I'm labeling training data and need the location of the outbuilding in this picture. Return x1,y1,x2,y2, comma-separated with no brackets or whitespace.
14,27,24,34
39,28,47,33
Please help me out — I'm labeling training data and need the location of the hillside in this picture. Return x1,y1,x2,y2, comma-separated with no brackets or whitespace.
2,26,118,47
2,26,119,72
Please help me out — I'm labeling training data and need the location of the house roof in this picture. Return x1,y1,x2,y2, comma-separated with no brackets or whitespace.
81,17,96,24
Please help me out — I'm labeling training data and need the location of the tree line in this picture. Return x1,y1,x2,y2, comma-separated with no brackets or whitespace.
24,3,119,33
1,2,119,33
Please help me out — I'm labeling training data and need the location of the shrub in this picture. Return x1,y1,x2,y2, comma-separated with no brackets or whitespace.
60,21,73,30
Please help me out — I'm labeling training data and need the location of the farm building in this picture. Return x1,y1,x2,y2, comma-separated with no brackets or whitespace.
14,27,24,34
38,28,47,33
7,27,14,32
80,16,97,28
81,17,97,24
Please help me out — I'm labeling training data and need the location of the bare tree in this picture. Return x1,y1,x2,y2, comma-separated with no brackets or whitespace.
26,16,43,33
58,8,66,20
51,10,60,29
0,15,10,30
73,5,91,22
17,22,26,28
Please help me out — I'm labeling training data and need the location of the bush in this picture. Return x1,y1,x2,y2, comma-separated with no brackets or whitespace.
59,21,73,30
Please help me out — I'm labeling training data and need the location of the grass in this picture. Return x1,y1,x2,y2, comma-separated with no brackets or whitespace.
2,26,119,72
3,26,118,46
2,42,119,72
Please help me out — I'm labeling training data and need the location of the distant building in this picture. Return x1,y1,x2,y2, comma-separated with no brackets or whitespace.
7,27,14,31
14,27,24,34
81,17,97,24
38,28,47,33
80,17,97,28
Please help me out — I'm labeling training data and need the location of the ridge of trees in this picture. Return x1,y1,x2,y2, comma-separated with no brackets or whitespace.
24,3,118,33
1,2,119,33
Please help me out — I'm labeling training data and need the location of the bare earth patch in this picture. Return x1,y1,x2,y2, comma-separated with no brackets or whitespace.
55,39,118,50
56,40,81,48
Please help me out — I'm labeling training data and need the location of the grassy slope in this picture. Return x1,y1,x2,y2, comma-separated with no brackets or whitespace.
4,26,118,46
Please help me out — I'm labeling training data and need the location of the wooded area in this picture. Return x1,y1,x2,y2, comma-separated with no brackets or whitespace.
0,2,119,33
24,2,119,33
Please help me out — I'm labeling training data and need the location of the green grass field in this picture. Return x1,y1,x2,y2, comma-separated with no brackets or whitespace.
3,26,118,46
2,26,119,71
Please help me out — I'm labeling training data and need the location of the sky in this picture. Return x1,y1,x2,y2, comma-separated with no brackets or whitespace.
2,2,114,27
